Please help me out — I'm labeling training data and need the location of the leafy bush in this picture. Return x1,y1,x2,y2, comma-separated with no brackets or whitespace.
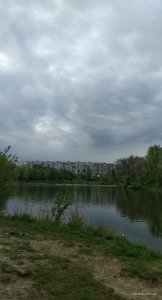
48,188,72,225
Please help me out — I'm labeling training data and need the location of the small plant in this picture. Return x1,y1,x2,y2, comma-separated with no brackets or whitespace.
96,225,114,240
49,188,72,225
68,208,87,229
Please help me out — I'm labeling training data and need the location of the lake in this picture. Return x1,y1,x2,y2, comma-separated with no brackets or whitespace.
1,184,162,252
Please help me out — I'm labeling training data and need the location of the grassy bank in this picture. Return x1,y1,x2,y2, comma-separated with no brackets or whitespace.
0,214,162,299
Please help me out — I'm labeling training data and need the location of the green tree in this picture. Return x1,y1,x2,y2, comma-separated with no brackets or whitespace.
146,145,161,165
115,155,150,188
0,146,17,189
146,145,162,185
86,167,92,181
99,173,113,184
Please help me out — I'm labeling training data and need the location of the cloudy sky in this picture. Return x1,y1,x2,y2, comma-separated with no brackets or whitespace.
0,0,162,162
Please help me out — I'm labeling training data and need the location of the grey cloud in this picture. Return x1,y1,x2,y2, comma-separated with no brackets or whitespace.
0,0,162,161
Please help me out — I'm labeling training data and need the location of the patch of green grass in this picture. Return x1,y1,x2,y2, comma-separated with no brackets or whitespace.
26,256,125,300
9,213,35,223
0,273,11,284
1,262,15,273
0,255,125,300
0,262,24,278
77,246,95,256
95,225,114,240
121,260,162,282
103,237,161,260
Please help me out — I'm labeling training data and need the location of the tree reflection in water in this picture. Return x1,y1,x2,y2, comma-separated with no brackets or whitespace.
3,184,162,238
115,189,162,237
0,189,9,212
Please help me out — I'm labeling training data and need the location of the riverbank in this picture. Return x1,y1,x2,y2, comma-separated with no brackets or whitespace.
0,215,162,300
11,181,117,187
10,181,118,188
11,181,162,191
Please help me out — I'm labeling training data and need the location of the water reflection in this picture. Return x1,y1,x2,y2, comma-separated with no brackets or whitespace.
0,189,9,211
1,184,162,248
114,189,162,237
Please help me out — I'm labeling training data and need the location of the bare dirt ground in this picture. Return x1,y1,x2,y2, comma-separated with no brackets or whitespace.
0,234,162,300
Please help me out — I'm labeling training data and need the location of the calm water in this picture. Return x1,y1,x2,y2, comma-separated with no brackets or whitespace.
1,184,162,252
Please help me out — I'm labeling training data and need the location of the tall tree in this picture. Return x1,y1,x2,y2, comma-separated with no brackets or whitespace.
146,145,161,165
0,146,17,189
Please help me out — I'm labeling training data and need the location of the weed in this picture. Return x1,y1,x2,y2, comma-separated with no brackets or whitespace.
95,225,114,240
68,208,87,229
48,188,72,225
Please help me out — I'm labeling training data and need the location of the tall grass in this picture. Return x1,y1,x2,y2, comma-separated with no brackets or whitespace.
68,208,87,229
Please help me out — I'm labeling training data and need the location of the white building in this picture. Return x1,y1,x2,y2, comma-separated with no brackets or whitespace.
17,160,115,177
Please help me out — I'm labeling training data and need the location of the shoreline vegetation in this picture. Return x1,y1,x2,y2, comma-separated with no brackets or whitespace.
13,144,162,190
11,181,117,187
10,181,162,195
1,144,162,190
10,180,162,190
0,213,162,299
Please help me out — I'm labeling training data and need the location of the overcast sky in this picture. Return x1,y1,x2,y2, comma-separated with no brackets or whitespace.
0,0,162,162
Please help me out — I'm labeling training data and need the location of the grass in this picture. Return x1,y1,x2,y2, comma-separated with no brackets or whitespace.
0,214,162,299
0,215,126,300
121,261,162,282
25,256,117,300
0,256,116,299
1,213,161,259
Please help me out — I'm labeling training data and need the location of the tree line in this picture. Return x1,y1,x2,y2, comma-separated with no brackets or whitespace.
15,164,75,182
1,145,162,189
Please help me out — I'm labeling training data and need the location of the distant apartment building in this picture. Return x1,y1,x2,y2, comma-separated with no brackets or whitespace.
18,160,115,177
